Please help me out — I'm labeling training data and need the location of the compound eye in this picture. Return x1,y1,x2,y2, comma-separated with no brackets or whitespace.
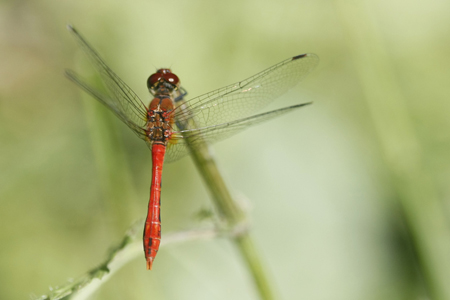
163,73,180,86
147,73,162,89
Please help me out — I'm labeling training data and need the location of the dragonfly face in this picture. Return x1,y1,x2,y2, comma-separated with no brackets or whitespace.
147,68,180,97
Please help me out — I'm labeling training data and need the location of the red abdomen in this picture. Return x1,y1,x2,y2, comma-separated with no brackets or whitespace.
143,143,166,270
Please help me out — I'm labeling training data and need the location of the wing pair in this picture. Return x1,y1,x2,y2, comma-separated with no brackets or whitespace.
65,25,318,162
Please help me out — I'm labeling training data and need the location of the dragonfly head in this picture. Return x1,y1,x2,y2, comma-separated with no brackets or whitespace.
147,68,180,96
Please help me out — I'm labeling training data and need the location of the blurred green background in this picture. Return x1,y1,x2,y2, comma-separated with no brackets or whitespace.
1,0,450,299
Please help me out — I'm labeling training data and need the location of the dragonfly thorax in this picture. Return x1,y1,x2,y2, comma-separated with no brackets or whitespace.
146,97,174,144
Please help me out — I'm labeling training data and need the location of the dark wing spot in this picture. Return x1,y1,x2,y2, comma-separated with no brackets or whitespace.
292,54,307,60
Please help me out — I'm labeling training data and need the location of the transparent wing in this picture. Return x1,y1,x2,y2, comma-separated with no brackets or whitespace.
160,103,311,163
172,54,318,128
66,25,148,136
65,70,147,139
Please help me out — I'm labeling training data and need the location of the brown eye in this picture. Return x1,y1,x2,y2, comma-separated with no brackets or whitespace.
163,73,179,86
147,73,162,89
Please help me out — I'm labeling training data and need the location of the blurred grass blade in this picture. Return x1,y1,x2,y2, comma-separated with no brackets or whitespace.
335,1,450,299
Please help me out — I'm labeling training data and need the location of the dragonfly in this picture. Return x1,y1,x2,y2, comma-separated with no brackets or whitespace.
65,25,319,270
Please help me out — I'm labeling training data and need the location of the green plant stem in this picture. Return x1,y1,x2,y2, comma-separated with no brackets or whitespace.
188,143,277,300
187,143,244,224
335,2,450,299
235,234,276,300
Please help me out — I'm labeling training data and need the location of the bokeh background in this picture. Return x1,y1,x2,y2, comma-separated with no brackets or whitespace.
1,0,450,299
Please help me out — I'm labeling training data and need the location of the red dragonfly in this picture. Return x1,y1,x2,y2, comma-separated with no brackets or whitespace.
66,25,318,270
